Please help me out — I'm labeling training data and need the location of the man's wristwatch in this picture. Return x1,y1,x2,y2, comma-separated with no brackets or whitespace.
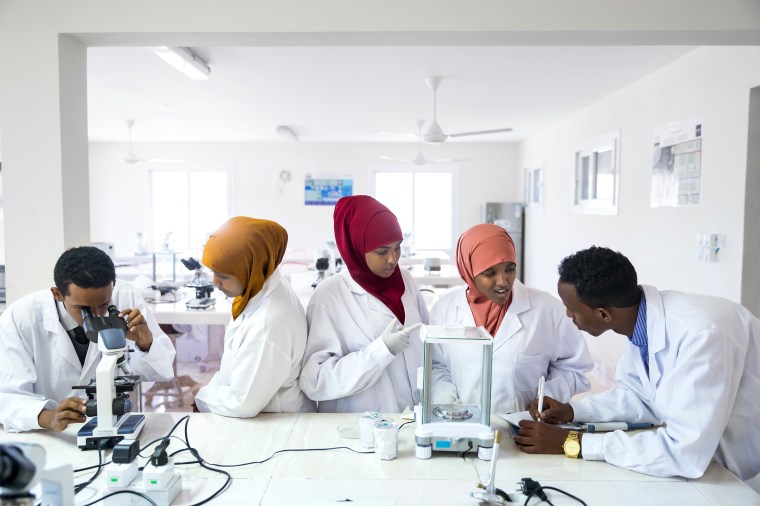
563,430,581,459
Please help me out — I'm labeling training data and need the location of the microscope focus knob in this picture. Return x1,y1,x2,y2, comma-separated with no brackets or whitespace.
112,396,132,417
85,399,98,418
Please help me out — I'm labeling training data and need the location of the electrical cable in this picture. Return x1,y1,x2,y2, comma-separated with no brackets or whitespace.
525,486,586,506
520,478,587,506
81,489,158,506
457,440,474,460
74,443,104,494
75,413,378,505
181,417,231,506
174,443,374,467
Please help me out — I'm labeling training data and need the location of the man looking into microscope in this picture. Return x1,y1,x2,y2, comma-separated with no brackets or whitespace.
0,246,175,432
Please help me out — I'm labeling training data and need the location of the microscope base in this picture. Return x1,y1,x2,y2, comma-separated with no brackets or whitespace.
77,414,145,450
104,473,181,506
185,298,215,310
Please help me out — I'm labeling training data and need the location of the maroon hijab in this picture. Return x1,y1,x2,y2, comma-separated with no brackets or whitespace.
333,195,406,323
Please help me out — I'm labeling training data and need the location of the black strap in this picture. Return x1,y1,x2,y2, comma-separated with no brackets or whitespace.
67,326,90,367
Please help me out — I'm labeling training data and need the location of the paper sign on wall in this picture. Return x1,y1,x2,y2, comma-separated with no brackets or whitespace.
304,174,353,206
651,117,703,207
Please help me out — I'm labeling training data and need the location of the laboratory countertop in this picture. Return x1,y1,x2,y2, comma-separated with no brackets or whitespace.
146,290,232,326
1,412,756,505
405,264,464,288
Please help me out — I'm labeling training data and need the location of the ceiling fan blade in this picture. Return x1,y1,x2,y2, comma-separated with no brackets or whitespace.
119,152,140,165
448,128,513,138
379,155,414,164
144,158,184,164
430,157,474,163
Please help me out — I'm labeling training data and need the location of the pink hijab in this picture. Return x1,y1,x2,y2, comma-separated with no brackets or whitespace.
334,195,406,323
456,224,516,336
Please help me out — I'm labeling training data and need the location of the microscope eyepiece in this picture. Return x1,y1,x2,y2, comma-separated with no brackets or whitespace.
80,305,127,343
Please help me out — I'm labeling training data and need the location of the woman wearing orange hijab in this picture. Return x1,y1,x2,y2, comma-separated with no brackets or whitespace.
299,196,428,413
429,224,592,414
193,217,315,416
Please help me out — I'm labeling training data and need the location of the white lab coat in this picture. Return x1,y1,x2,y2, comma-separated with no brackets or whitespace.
0,280,175,432
299,268,429,413
572,285,760,481
429,281,592,413
194,270,316,417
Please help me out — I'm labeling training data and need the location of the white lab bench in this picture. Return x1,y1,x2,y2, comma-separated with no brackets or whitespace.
2,412,757,506
406,264,464,289
146,292,232,326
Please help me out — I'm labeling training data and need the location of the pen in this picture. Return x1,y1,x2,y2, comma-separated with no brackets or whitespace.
536,375,545,422
583,422,654,433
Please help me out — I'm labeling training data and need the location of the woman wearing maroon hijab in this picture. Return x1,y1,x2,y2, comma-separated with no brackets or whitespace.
299,195,429,413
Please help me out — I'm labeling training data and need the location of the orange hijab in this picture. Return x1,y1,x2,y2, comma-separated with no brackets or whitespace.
202,217,288,320
456,224,516,336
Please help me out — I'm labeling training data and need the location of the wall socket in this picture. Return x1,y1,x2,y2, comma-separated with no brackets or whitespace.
697,233,726,262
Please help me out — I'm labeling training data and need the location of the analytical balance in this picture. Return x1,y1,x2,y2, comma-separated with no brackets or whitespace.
414,325,495,460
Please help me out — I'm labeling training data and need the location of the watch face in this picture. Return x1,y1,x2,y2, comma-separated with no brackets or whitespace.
564,440,581,456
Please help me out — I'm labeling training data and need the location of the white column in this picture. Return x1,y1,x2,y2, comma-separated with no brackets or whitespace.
0,24,90,301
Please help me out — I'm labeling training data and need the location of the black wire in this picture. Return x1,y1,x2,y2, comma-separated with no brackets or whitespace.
74,444,104,494
457,440,474,460
74,459,111,474
184,445,374,468
397,420,415,431
182,416,232,506
524,485,587,506
81,489,158,506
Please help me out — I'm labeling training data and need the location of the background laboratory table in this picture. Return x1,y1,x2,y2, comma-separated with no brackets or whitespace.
1,412,757,505
147,295,232,326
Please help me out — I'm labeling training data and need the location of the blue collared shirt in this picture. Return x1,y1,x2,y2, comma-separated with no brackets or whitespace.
630,290,649,374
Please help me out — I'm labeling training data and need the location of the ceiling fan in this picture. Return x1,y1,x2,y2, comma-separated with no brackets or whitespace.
118,119,183,165
379,120,473,166
381,77,513,144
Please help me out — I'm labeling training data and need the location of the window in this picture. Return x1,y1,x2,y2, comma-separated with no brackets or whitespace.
373,167,457,254
524,166,543,211
149,166,232,252
573,131,620,215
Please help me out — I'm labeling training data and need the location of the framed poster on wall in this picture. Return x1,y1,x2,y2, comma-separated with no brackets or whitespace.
651,116,703,207
304,174,353,205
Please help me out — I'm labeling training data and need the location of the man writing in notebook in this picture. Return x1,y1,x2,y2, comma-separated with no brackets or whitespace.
515,246,760,486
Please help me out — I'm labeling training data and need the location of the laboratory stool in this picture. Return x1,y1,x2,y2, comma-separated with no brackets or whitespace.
144,325,200,410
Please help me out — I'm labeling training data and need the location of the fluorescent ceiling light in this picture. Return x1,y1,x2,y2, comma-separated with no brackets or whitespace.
152,46,210,80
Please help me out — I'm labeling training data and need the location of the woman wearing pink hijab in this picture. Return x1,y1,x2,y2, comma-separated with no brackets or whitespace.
299,195,428,413
429,224,592,414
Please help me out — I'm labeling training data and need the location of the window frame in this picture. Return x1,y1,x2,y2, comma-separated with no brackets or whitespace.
572,130,620,215
524,165,543,213
147,164,234,252
371,164,460,257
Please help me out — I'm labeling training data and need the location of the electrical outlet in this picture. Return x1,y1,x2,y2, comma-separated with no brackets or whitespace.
697,233,725,262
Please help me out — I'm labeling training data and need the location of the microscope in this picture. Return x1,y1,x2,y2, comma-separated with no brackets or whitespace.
74,306,145,451
0,443,73,506
181,257,214,310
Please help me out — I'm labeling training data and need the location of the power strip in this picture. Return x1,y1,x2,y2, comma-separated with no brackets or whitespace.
103,472,182,506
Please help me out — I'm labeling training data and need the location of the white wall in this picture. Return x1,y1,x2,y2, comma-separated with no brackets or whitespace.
89,141,519,258
519,46,760,382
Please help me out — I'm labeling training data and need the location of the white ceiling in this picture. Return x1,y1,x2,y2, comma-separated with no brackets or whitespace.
86,45,695,144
